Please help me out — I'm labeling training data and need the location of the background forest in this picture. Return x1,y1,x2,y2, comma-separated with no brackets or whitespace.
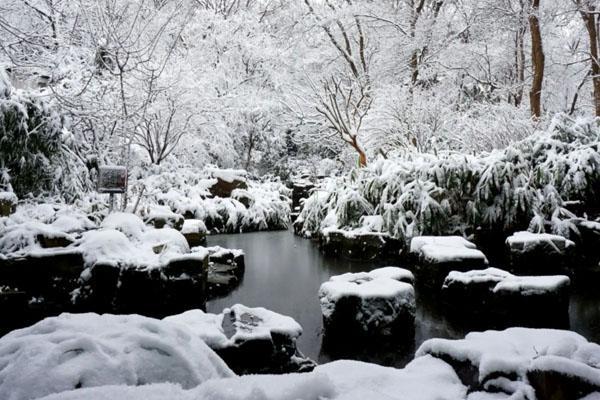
0,0,599,199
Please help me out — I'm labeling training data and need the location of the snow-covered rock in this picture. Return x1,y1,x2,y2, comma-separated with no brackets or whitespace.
165,304,314,374
506,231,575,274
0,313,233,400
442,268,570,327
319,267,415,336
207,169,248,198
33,356,466,400
410,235,489,289
181,219,207,247
417,327,600,399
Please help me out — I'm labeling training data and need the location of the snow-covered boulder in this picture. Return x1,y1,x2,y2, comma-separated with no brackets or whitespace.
572,219,600,268
319,267,415,336
291,179,314,213
417,328,600,400
319,228,403,261
164,304,315,374
410,236,489,289
506,231,575,274
181,219,207,248
0,191,17,216
442,268,570,327
0,313,233,400
207,168,248,198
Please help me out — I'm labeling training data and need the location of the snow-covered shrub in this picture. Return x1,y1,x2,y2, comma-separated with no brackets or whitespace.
296,114,600,242
130,166,290,233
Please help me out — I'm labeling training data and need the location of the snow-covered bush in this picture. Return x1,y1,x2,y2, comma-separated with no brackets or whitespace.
295,114,600,242
130,166,290,233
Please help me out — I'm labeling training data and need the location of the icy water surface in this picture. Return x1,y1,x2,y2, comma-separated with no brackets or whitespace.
207,230,600,368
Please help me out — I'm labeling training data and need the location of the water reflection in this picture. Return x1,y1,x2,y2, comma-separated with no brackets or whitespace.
207,230,600,368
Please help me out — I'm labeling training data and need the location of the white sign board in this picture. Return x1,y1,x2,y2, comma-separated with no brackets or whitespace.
97,166,128,194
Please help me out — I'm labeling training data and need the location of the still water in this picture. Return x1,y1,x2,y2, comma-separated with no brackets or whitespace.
207,230,600,367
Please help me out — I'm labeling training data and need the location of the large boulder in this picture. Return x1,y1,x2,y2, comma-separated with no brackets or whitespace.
417,327,600,400
442,267,570,328
165,304,315,374
319,267,415,337
410,236,488,289
143,206,185,231
506,231,575,275
0,313,233,400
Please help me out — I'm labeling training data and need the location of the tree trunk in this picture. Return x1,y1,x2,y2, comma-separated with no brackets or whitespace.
529,0,545,119
351,137,367,167
580,3,600,117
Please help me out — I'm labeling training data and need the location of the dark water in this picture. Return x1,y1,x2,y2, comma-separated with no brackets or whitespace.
207,230,600,368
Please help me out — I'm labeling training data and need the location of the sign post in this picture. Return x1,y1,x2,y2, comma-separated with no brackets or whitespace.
97,166,128,212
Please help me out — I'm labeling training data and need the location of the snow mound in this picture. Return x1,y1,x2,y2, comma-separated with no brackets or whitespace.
0,313,233,400
444,267,571,295
34,356,466,400
101,212,147,239
51,214,96,234
164,304,303,350
77,229,155,268
417,327,600,386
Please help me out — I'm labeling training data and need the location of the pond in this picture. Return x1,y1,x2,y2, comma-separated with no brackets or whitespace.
207,230,600,368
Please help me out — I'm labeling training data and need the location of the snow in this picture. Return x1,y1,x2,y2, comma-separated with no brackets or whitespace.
206,168,247,183
164,304,303,349
506,231,575,252
140,228,190,254
0,191,18,203
0,221,75,255
419,244,488,265
410,236,478,254
206,245,245,260
0,313,233,400
444,267,571,295
181,219,207,234
416,327,600,385
101,212,147,239
51,214,96,234
33,356,465,400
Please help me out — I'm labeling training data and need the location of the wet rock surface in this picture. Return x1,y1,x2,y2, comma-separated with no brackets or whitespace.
206,246,245,298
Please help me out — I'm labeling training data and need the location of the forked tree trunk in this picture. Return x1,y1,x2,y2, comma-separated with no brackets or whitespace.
529,0,545,118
